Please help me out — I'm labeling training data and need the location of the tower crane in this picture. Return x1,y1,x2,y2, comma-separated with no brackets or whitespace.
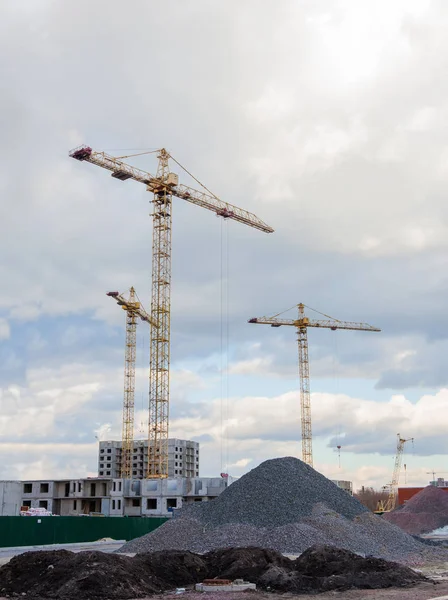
70,145,273,478
376,433,413,513
107,288,157,479
426,471,448,482
248,303,380,468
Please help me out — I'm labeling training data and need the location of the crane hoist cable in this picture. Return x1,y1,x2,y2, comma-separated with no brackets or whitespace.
220,218,231,473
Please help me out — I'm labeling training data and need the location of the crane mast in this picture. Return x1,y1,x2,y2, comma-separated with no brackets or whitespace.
297,305,312,466
249,303,380,467
149,150,172,477
70,145,273,478
377,433,413,513
107,288,155,479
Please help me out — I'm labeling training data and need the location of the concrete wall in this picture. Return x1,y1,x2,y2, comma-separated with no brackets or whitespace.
0,481,21,516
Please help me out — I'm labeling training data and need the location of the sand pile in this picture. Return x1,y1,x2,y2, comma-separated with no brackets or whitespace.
383,486,448,535
118,457,446,563
0,546,427,598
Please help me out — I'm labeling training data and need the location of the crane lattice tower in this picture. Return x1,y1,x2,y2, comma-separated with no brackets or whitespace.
249,303,380,467
71,145,273,477
107,287,156,479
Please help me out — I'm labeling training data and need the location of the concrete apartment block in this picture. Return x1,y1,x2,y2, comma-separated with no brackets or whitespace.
98,438,200,479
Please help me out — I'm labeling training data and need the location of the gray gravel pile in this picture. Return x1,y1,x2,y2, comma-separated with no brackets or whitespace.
180,455,369,526
118,457,448,564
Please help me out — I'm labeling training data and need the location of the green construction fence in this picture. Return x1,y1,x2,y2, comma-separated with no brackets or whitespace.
0,516,168,548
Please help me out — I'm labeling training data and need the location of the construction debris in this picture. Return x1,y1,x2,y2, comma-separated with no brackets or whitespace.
118,457,448,564
0,545,428,599
383,486,448,535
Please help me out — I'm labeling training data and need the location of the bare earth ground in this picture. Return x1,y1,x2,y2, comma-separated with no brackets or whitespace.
0,586,447,600
134,585,448,600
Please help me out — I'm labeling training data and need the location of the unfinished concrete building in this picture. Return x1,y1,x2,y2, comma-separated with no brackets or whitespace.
98,438,199,479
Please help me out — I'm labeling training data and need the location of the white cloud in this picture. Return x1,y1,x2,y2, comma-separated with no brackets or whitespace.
1,0,448,489
0,318,10,340
228,356,273,375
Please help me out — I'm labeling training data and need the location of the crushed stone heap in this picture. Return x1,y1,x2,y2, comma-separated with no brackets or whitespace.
383,485,448,535
0,546,427,599
118,457,447,564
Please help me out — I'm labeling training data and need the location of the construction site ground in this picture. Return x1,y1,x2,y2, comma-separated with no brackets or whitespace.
121,585,448,600
1,546,448,600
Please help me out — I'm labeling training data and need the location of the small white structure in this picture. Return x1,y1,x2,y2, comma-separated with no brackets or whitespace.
196,580,256,592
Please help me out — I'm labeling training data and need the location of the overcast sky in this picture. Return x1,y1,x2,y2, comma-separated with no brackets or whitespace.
1,0,448,490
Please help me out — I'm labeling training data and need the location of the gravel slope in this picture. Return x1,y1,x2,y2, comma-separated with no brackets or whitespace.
118,457,448,564
384,486,448,535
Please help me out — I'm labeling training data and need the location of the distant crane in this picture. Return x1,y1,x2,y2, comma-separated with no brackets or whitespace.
107,288,156,479
376,433,414,513
426,471,448,484
71,145,273,478
248,303,380,467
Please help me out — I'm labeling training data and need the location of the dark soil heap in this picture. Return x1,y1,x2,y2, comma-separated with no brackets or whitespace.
0,545,427,599
383,486,448,535
118,457,443,563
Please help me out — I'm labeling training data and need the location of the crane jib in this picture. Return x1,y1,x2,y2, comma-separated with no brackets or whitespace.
69,145,274,234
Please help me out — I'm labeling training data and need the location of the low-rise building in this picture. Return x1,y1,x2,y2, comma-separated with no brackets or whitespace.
15,475,227,517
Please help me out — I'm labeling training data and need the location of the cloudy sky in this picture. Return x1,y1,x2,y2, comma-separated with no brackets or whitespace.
1,0,448,490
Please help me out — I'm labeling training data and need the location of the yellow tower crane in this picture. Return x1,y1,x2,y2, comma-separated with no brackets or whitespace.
248,303,380,468
376,433,414,513
70,145,273,478
107,288,157,479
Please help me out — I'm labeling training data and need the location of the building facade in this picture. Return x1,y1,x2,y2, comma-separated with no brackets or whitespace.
21,478,112,516
98,438,199,479
14,475,226,517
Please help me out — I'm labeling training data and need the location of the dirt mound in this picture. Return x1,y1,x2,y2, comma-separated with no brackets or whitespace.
0,550,167,599
0,545,426,598
138,550,208,587
285,545,426,592
384,486,448,535
401,486,448,514
205,546,292,581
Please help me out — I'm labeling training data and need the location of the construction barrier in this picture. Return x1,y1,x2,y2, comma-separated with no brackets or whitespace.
0,516,168,548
